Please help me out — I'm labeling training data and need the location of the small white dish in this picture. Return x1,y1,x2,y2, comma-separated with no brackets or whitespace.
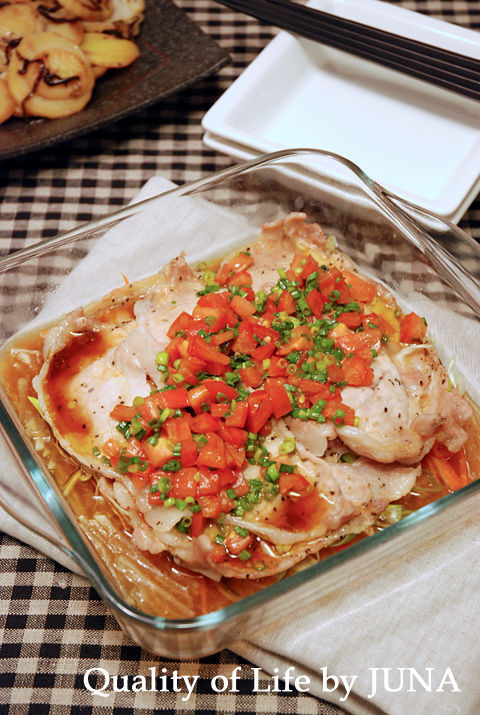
203,0,480,223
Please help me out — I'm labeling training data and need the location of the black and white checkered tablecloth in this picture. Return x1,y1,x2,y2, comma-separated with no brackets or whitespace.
0,1,478,713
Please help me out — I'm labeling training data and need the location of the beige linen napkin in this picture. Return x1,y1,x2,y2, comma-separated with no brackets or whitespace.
1,176,479,715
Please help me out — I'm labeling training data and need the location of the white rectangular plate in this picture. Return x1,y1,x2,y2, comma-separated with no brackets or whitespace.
202,0,480,222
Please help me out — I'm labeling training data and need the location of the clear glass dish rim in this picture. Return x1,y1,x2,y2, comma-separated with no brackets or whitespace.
1,147,479,634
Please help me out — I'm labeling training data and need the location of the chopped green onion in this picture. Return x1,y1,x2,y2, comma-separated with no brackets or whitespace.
326,234,337,251
27,395,44,417
234,525,250,537
162,459,181,472
265,464,280,482
238,550,251,561
340,452,357,463
155,351,169,366
279,437,296,454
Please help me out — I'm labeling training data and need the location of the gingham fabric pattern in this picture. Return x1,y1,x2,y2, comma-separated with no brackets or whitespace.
0,1,478,713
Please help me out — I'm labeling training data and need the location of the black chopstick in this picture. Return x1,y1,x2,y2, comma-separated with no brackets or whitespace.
217,0,480,102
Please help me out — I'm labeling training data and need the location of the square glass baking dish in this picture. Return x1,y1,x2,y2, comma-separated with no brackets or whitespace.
1,149,479,659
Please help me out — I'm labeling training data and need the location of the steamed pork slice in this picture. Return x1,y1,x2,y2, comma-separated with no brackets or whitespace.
337,346,471,464
34,311,150,474
251,212,328,292
34,255,202,471
98,455,418,580
338,352,426,464
394,344,472,453
128,254,202,386
278,416,337,460
97,476,223,580
207,457,419,579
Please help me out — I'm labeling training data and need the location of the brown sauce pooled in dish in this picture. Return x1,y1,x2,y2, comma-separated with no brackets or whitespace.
44,329,105,442
264,488,329,532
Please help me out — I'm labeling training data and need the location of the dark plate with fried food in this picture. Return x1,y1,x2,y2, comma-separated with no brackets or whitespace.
0,0,229,160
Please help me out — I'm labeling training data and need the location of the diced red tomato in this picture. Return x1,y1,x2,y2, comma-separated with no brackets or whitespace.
326,363,345,383
338,311,364,329
259,421,272,437
192,305,229,333
323,401,355,426
171,468,198,499
279,472,309,496
230,294,256,318
342,356,374,386
278,289,296,314
149,387,190,410
202,379,239,403
231,472,250,497
138,399,161,423
180,437,198,468
196,292,237,324
268,356,288,377
164,337,184,362
400,312,427,343
198,495,222,519
363,312,393,338
197,432,226,468
167,311,194,339
188,335,230,365
225,400,248,427
264,378,292,418
225,530,253,556
196,468,220,496
239,365,263,388
190,512,204,538
231,320,257,354
165,416,192,442
215,253,253,285
249,323,279,342
318,267,352,304
109,404,138,421
210,403,230,418
203,361,227,376
227,270,252,287
306,289,325,318
210,329,235,346
276,325,313,355
217,468,237,487
209,542,227,562
187,383,212,413
330,323,381,363
224,443,246,469
342,270,376,303
299,254,320,283
142,437,174,468
252,339,276,363
246,390,274,433
218,423,248,448
191,413,221,433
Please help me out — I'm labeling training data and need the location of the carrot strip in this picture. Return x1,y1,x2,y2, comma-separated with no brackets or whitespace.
424,454,467,492
451,447,470,484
